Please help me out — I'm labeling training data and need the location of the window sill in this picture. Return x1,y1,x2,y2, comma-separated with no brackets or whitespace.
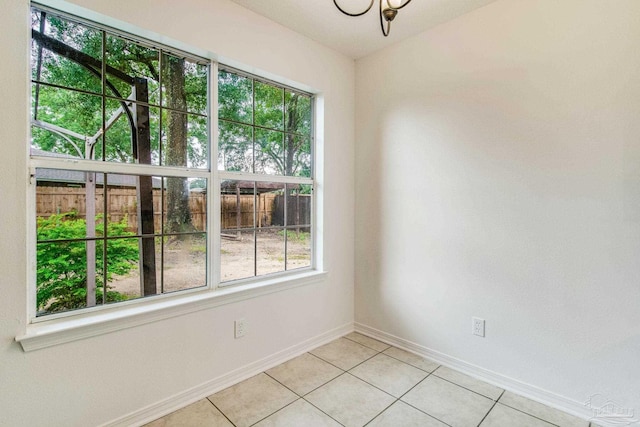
16,270,327,352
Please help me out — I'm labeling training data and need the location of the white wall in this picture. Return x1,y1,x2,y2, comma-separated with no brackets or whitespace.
0,1,354,425
355,0,640,415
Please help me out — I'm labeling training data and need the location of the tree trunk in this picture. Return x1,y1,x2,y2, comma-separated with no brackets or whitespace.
285,95,298,177
165,56,193,234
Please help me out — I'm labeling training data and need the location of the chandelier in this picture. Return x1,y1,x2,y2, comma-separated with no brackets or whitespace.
333,0,413,37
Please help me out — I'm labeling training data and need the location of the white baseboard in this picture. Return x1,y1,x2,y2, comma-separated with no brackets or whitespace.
354,322,596,424
102,322,354,427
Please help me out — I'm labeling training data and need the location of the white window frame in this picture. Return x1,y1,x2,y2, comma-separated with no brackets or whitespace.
17,2,325,352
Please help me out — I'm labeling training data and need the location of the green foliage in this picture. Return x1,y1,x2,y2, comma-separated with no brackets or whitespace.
36,213,138,314
218,70,312,177
30,8,208,168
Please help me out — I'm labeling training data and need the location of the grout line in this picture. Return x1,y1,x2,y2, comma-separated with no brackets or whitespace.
476,390,503,426
394,373,454,427
301,398,347,427
263,370,304,397
493,401,561,427
247,397,303,427
299,375,348,427
430,372,503,402
309,341,381,372
362,398,398,427
381,351,441,374
342,371,397,401
206,398,237,427
342,332,391,352
375,351,441,376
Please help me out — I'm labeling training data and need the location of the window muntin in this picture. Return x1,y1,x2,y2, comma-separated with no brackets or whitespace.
30,6,210,317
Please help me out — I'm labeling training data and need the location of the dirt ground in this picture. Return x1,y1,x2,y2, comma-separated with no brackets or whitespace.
111,231,311,297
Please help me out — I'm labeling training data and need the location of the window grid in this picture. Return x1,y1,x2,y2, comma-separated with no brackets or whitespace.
217,68,314,285
28,5,316,321
30,5,210,318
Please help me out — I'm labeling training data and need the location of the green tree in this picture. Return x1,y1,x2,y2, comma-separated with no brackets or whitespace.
31,9,208,214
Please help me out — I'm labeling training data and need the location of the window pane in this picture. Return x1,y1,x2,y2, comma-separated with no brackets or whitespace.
285,229,311,271
31,9,103,94
219,180,260,283
31,86,101,158
103,99,160,164
106,35,160,105
218,70,252,124
255,128,284,175
285,91,312,136
36,240,93,315
256,229,285,276
218,120,253,172
103,236,144,302
221,231,255,282
162,233,207,293
162,53,208,115
259,183,284,227
162,111,208,169
103,173,163,236
36,169,105,240
221,180,255,232
256,182,285,275
285,184,312,227
284,134,311,177
255,81,284,131
163,177,206,234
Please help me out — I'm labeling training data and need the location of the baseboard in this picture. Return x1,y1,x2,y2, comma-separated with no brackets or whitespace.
102,322,354,427
354,322,596,424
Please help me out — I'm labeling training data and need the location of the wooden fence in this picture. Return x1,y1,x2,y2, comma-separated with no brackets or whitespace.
36,186,311,232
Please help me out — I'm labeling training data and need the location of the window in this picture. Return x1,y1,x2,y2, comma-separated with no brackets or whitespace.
30,6,210,317
218,69,314,283
28,5,316,322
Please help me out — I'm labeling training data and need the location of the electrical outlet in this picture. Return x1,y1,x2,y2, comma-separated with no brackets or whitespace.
234,318,246,338
472,317,485,337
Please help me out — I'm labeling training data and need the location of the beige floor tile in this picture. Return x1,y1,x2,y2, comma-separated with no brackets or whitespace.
344,332,390,352
480,403,556,427
310,337,377,370
145,399,232,427
382,347,440,373
305,373,395,427
349,353,427,397
401,375,494,427
266,352,342,396
499,392,589,427
208,373,297,427
253,399,341,427
367,401,448,427
433,366,503,400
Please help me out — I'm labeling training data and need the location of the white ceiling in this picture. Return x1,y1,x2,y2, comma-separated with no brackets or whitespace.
230,0,499,59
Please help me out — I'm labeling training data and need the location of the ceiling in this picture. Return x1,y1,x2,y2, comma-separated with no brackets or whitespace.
230,0,499,59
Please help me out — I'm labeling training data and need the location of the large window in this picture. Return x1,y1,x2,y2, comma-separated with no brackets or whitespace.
29,5,315,320
218,69,314,283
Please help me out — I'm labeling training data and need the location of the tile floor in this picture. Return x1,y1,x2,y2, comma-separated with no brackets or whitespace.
146,333,596,427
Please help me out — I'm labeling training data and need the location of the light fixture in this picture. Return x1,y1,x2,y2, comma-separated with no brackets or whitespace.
333,0,413,37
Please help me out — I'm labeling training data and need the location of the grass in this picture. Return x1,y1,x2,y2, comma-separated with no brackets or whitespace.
278,230,310,243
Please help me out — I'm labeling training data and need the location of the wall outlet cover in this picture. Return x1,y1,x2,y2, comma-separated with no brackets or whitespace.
472,317,485,337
